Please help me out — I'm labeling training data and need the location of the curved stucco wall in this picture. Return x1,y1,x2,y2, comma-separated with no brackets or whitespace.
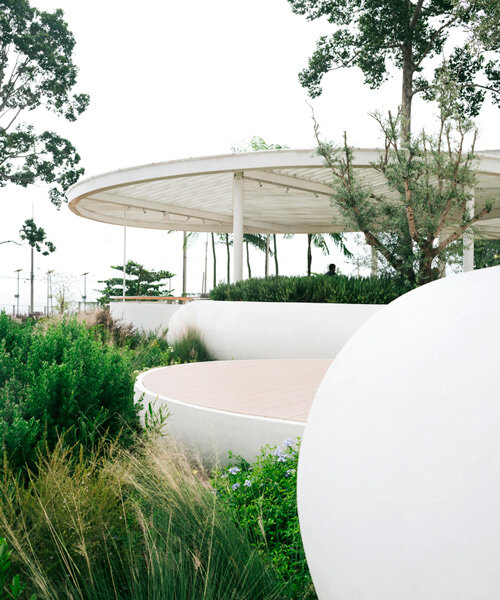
110,301,183,333
167,300,384,360
298,267,500,600
135,369,304,464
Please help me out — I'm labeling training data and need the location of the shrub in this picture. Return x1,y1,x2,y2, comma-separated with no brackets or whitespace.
210,274,413,304
171,328,213,363
0,314,139,472
212,439,316,599
0,441,285,600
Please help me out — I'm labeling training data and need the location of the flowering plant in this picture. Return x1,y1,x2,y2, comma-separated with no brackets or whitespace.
211,438,316,599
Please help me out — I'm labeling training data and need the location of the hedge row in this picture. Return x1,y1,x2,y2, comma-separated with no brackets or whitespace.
209,275,413,304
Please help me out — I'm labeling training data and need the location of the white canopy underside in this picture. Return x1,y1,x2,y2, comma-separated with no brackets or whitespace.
68,149,500,239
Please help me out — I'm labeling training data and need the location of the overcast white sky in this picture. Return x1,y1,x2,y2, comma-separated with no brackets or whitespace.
0,0,498,311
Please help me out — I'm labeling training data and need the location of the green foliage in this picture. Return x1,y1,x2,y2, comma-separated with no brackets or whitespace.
287,0,498,118
210,274,411,304
0,313,139,472
0,0,89,206
212,439,314,599
231,136,289,152
0,539,35,600
18,219,55,255
474,240,500,269
314,78,489,285
98,260,174,304
0,441,284,600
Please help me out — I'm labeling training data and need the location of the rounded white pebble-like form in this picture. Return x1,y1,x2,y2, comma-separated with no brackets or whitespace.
298,266,500,600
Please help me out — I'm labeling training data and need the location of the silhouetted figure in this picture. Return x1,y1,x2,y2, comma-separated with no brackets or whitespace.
326,263,337,276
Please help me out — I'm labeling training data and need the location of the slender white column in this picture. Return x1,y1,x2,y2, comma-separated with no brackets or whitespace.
122,210,127,299
463,192,474,272
233,173,244,282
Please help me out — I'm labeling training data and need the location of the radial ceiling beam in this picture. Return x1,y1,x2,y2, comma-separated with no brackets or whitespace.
243,169,333,197
85,192,278,233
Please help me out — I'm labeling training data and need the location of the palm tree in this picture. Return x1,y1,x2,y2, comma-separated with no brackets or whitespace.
243,233,269,278
307,233,352,275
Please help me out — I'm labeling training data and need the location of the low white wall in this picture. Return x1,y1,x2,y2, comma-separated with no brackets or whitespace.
135,369,304,464
167,300,384,360
110,301,183,333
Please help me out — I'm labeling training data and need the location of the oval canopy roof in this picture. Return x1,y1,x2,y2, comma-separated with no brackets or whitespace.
68,148,500,238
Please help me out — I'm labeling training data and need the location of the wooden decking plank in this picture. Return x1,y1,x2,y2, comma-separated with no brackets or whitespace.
142,359,332,423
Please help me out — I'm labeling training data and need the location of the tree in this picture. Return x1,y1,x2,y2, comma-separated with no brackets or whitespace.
98,261,174,304
0,0,89,206
243,233,272,278
288,0,499,140
313,78,492,285
19,218,55,315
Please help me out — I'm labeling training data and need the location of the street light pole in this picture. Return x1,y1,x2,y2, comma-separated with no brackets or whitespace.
30,245,34,317
14,269,22,316
81,272,89,312
46,270,54,316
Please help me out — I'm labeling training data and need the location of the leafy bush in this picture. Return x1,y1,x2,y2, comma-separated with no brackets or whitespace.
212,439,316,599
0,538,35,600
210,274,412,304
0,441,284,600
0,314,139,472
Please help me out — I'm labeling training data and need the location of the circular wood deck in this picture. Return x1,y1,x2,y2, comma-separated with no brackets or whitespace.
141,359,333,423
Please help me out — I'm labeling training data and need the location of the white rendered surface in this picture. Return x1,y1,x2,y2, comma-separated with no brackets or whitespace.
135,366,306,464
298,266,500,600
167,300,383,359
110,301,182,333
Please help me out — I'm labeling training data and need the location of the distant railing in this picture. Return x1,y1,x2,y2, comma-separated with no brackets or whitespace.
110,296,196,304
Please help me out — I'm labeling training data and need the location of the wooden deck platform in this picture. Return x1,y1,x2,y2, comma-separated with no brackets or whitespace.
141,359,333,423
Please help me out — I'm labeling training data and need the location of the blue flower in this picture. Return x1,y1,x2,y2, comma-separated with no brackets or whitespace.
221,473,228,478
277,455,288,463
228,466,240,475
273,447,283,457
244,479,252,487
285,469,294,477
232,483,241,491
282,438,295,448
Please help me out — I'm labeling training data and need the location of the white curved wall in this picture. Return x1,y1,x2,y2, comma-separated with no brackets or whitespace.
167,300,384,360
110,301,183,333
135,369,304,464
298,267,500,600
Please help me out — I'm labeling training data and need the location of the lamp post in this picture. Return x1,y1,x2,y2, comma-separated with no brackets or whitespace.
14,269,22,316
46,270,54,316
81,272,89,312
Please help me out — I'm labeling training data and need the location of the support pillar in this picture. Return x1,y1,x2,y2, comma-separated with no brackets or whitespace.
233,173,244,282
122,210,127,299
463,193,474,273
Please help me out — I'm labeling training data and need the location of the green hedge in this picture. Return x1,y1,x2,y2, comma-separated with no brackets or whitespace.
209,275,413,304
0,314,139,472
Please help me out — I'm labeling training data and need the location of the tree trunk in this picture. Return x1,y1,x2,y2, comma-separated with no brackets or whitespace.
401,41,413,144
265,234,270,277
246,241,251,278
225,233,230,284
307,234,312,276
211,233,216,287
273,234,279,276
